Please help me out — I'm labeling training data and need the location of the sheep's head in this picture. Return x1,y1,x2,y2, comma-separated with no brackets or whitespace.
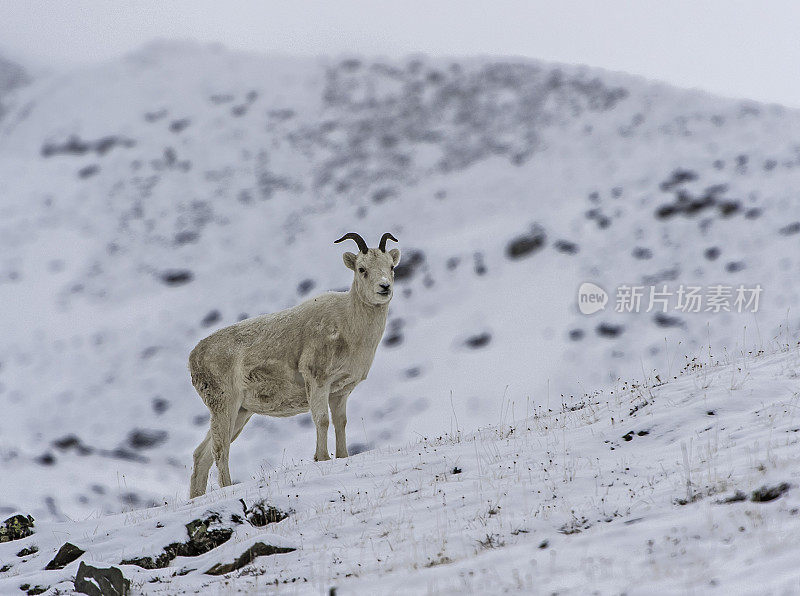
335,232,401,305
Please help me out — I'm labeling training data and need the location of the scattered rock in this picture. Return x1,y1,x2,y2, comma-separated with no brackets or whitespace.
205,542,295,576
659,168,698,191
473,252,487,276
78,165,100,179
718,491,747,504
45,542,84,570
654,313,685,328
151,398,170,415
0,514,34,542
297,279,315,296
383,319,404,347
465,332,491,349
121,514,234,569
52,435,93,455
393,250,425,281
17,545,38,557
159,270,193,286
174,230,199,245
553,240,579,254
704,247,720,261
169,118,191,134
74,561,130,596
41,135,135,158
201,310,222,327
35,452,56,466
779,222,800,236
127,429,168,450
22,585,48,595
506,226,546,259
569,329,584,341
239,499,290,527
596,323,624,338
347,443,371,455
725,261,745,273
751,483,791,503
632,247,652,260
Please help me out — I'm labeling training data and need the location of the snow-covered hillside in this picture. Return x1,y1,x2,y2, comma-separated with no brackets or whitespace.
2,343,799,594
2,41,800,526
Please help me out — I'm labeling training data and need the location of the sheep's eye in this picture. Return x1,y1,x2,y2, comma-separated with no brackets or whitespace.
358,267,366,274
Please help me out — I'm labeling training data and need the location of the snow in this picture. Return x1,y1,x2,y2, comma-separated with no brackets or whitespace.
2,344,800,593
1,40,800,592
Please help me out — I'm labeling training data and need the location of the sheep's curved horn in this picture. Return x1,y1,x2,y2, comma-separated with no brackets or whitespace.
334,232,368,254
378,233,398,252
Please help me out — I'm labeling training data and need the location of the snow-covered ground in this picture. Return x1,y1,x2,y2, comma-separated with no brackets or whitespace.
2,342,799,594
1,40,800,593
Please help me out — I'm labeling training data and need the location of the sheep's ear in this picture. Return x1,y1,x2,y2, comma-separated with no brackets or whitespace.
343,252,357,270
389,248,401,267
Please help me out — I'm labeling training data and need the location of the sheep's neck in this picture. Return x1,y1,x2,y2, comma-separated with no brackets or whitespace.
346,285,389,346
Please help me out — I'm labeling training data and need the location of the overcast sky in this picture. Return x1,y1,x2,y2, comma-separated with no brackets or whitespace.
2,1,800,107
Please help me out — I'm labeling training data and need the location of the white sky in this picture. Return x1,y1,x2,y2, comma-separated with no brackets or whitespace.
1,0,800,107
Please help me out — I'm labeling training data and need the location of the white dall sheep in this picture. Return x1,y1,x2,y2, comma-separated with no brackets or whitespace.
188,232,401,498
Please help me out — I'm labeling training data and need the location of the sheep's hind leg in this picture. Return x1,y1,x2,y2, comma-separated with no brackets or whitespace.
190,429,213,498
210,399,243,488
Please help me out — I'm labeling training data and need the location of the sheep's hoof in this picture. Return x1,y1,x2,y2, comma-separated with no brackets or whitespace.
314,453,331,462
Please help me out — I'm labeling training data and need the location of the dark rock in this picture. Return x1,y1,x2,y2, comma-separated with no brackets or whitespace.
159,270,193,286
568,329,584,341
779,222,800,236
0,514,34,542
632,247,652,260
371,187,396,203
45,542,84,569
659,169,698,191
127,429,168,450
473,252,486,276
297,279,315,296
107,447,148,463
169,119,191,134
654,313,685,328
596,323,624,338
74,561,130,596
24,586,48,595
725,261,745,273
704,247,720,261
718,491,747,504
121,514,233,569
239,499,290,527
78,165,100,179
52,435,93,455
553,240,579,254
465,332,491,349
201,310,221,327
0,563,10,572
35,452,56,466
506,227,546,259
348,443,371,455
393,250,425,281
751,483,791,502
744,208,761,219
205,542,295,575
717,200,741,217
446,257,460,270
151,397,170,415
17,545,38,557
174,230,199,245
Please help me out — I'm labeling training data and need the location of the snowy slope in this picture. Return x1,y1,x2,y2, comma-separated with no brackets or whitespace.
1,42,800,524
1,344,799,594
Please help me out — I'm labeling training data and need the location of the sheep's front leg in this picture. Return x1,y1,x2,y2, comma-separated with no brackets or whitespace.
306,380,332,462
329,387,354,458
